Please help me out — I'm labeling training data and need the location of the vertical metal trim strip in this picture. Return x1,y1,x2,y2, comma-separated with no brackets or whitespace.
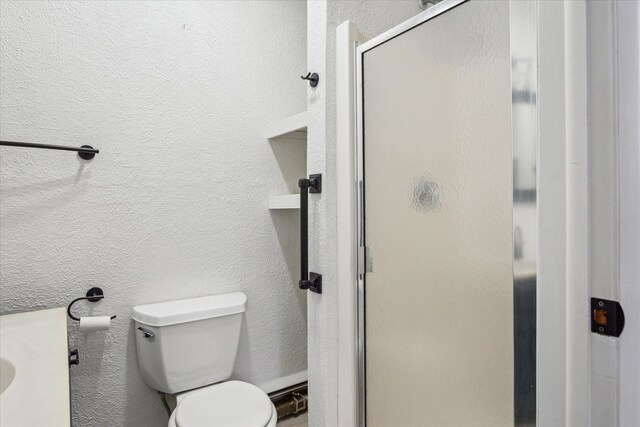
355,39,366,427
510,1,539,424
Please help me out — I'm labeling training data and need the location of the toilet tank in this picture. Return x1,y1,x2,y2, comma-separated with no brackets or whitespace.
132,292,247,394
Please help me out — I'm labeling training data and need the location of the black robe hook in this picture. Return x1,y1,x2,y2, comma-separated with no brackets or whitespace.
301,72,319,88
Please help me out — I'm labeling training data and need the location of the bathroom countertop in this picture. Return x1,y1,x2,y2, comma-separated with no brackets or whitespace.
0,307,71,426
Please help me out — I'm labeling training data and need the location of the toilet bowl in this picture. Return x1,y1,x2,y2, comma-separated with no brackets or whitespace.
167,381,277,427
132,293,278,427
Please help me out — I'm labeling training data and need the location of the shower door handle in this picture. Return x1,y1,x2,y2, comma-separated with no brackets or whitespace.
298,174,322,294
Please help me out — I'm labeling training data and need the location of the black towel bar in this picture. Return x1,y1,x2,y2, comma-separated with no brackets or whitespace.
0,140,99,160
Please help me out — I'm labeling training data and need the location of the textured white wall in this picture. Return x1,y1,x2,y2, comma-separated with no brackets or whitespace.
617,2,640,425
0,1,307,426
306,1,421,426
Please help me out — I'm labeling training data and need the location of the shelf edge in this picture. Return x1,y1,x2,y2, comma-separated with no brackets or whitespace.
269,194,300,210
265,111,308,140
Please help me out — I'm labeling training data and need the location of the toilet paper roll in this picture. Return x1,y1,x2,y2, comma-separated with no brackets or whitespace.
78,316,111,333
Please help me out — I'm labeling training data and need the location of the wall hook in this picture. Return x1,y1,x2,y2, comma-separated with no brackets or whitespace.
301,72,319,88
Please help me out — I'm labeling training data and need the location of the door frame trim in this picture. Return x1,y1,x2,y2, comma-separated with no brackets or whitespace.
357,0,467,55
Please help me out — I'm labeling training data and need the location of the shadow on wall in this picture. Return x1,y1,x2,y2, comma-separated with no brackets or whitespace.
0,162,91,227
124,322,169,426
268,136,307,194
270,209,307,375
67,304,168,426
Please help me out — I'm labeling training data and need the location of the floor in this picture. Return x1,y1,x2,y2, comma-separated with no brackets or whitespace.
277,412,308,427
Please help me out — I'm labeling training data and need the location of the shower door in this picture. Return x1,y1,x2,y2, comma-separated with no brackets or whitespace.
357,0,536,425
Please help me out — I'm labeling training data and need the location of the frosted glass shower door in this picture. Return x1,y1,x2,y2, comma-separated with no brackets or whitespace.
360,1,514,425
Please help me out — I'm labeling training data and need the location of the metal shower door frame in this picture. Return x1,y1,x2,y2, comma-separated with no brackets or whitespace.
354,0,538,425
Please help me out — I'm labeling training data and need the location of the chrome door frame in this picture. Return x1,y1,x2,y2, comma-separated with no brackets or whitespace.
354,0,538,425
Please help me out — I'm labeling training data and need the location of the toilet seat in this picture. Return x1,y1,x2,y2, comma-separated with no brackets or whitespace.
168,381,277,427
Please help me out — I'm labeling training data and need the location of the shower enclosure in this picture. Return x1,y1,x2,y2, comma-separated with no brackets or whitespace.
355,0,537,425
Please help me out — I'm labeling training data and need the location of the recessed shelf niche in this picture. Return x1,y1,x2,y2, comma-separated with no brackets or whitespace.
266,111,308,211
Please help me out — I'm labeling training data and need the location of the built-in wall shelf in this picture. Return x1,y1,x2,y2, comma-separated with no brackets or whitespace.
269,194,300,210
267,111,307,211
265,111,307,139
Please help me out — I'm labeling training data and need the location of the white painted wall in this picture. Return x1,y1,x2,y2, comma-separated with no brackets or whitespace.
0,1,307,426
617,2,640,426
306,1,421,426
536,1,637,424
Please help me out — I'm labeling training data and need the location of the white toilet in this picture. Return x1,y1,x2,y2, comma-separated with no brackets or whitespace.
132,292,278,427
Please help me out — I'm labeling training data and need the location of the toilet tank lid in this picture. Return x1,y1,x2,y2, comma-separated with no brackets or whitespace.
132,292,247,327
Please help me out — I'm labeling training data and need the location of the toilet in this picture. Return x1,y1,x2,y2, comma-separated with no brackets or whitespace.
132,292,278,427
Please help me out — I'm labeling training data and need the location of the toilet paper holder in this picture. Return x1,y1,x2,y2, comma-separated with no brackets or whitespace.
67,287,117,321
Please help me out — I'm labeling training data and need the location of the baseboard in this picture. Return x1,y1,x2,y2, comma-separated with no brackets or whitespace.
257,370,307,394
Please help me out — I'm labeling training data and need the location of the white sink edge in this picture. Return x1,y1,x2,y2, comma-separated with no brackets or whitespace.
0,307,71,426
